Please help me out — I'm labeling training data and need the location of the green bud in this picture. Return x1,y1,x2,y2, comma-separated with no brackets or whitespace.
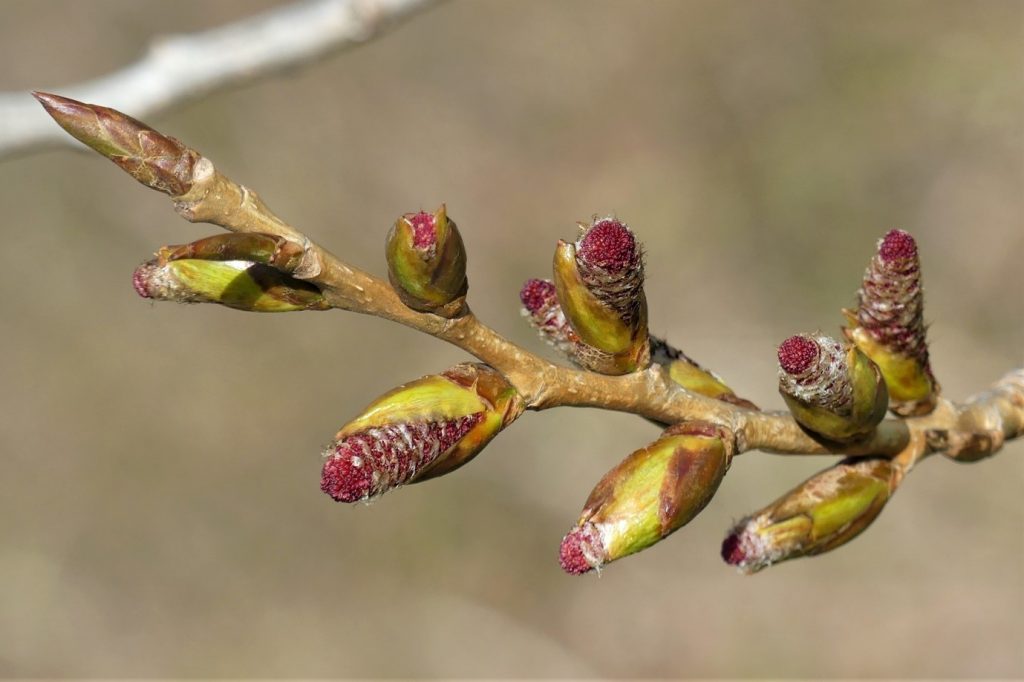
161,233,306,273
843,229,938,416
322,364,524,502
551,217,649,374
132,258,328,312
722,457,894,574
777,334,888,442
559,422,732,574
650,337,758,409
385,205,468,316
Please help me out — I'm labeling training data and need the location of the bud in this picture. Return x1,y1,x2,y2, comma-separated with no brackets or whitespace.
519,278,578,356
552,217,649,374
132,258,328,312
844,229,938,416
33,92,199,196
777,334,888,442
650,337,758,409
160,233,306,273
722,457,894,574
385,205,468,316
321,364,523,502
559,422,733,575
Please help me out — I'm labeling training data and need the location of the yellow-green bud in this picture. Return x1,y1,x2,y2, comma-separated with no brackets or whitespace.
559,422,733,574
843,229,938,416
385,205,468,316
722,457,894,574
551,217,649,374
778,334,888,442
651,337,758,409
321,364,523,502
132,258,328,312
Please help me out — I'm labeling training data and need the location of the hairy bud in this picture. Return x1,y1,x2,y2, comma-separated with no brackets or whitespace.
321,364,523,503
844,229,938,416
778,333,888,442
552,217,649,374
519,278,578,356
33,92,199,196
722,457,894,574
559,422,733,575
132,258,328,312
385,205,468,316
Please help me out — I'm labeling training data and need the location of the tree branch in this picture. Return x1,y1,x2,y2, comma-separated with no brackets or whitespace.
0,0,440,159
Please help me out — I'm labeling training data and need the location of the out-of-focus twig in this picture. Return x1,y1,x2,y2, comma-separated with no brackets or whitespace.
0,0,440,159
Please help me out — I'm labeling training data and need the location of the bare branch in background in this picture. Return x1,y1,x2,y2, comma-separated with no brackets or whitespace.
0,0,439,159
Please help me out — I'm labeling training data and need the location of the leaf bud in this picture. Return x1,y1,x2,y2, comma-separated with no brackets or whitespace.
559,422,733,575
385,205,468,316
722,457,894,574
650,337,758,409
552,217,649,374
132,258,328,312
33,92,199,196
321,364,523,503
843,229,938,416
778,333,888,442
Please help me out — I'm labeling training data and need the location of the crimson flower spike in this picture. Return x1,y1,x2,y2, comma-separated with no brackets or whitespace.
844,229,938,416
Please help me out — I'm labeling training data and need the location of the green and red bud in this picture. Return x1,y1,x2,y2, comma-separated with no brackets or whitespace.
560,422,733,575
385,205,468,316
321,364,523,502
778,333,888,442
519,278,578,356
552,217,649,374
33,92,199,196
844,229,938,416
160,233,307,273
722,457,894,574
132,258,328,312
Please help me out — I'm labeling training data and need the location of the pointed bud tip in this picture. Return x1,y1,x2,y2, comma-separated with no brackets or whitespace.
578,218,636,271
321,450,373,503
559,524,603,575
519,278,556,313
879,229,917,263
407,211,436,250
778,335,819,375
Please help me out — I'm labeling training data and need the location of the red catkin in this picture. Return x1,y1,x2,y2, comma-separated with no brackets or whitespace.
578,218,636,272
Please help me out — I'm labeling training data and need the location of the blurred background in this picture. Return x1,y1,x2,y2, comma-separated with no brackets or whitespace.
1,0,1021,677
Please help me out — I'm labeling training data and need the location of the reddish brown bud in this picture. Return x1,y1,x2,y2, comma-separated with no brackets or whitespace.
578,218,637,272
559,523,605,575
33,92,199,196
778,335,819,376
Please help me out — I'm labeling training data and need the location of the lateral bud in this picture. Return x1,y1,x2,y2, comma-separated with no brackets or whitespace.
385,205,468,316
778,333,888,442
559,422,733,575
132,257,328,312
33,92,199,196
843,229,938,416
321,364,523,503
552,216,649,374
722,457,895,574
650,337,758,409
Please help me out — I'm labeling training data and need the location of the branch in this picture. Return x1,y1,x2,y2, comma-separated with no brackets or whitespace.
0,0,439,159
32,92,1024,576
